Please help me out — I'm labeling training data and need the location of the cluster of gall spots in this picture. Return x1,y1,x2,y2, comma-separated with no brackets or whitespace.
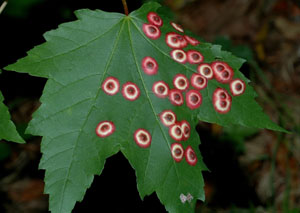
187,50,204,64
197,64,214,80
186,90,202,110
170,49,187,64
122,82,140,101
171,143,184,162
211,61,234,84
184,35,200,46
185,146,197,166
102,77,120,96
143,12,163,40
160,110,177,127
170,22,184,33
143,23,161,40
142,56,158,75
134,128,152,148
169,89,184,106
180,120,191,141
169,123,183,141
173,74,189,91
165,32,188,49
230,79,245,96
190,73,207,90
152,81,169,98
147,12,163,27
213,88,232,114
96,121,115,138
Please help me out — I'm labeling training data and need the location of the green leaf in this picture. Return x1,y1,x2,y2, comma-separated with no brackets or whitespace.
0,70,25,143
5,2,285,213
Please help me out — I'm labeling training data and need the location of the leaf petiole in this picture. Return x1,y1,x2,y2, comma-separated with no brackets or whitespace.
121,0,129,16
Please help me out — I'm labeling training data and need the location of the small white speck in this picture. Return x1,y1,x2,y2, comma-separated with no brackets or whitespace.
179,193,187,203
186,193,193,203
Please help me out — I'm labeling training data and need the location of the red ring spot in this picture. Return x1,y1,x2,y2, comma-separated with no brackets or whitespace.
185,146,197,166
186,90,202,110
143,23,161,40
152,81,169,98
122,82,140,101
102,76,120,96
96,121,115,138
147,12,163,27
142,56,158,75
169,89,184,106
134,128,152,148
159,110,177,127
230,79,246,96
171,143,184,162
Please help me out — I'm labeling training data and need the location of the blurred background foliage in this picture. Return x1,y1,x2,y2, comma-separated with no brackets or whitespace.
0,0,299,212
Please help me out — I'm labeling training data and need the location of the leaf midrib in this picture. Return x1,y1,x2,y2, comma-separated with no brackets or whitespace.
127,18,182,196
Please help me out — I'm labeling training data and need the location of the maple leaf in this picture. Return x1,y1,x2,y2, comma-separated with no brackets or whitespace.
0,70,24,143
5,2,285,213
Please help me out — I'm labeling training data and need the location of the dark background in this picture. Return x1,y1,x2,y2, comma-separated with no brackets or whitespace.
0,0,299,212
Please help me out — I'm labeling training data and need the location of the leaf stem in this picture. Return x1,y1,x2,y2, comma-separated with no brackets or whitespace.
0,0,8,15
121,0,129,16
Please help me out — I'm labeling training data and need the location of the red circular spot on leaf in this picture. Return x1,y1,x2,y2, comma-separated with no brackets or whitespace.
134,129,152,148
96,121,115,138
173,74,189,91
230,79,246,96
152,81,169,98
187,50,204,64
143,23,161,40
186,90,202,109
185,146,197,166
122,82,140,101
147,12,163,27
171,143,184,162
197,64,214,79
170,49,187,64
190,73,207,90
142,56,158,75
102,77,120,96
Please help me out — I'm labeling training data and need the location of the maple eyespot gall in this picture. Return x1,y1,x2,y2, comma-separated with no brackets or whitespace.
159,110,177,127
143,23,161,40
147,12,163,27
170,49,187,64
197,64,214,80
169,89,184,106
165,32,187,49
185,146,197,166
211,61,234,84
186,90,202,110
187,50,204,64
95,121,115,138
142,56,158,75
190,73,207,90
134,128,152,148
184,35,200,46
173,74,189,91
180,120,191,141
171,143,184,162
122,82,140,101
169,123,183,141
212,88,232,114
102,77,120,96
152,81,169,98
230,79,246,96
170,22,184,33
